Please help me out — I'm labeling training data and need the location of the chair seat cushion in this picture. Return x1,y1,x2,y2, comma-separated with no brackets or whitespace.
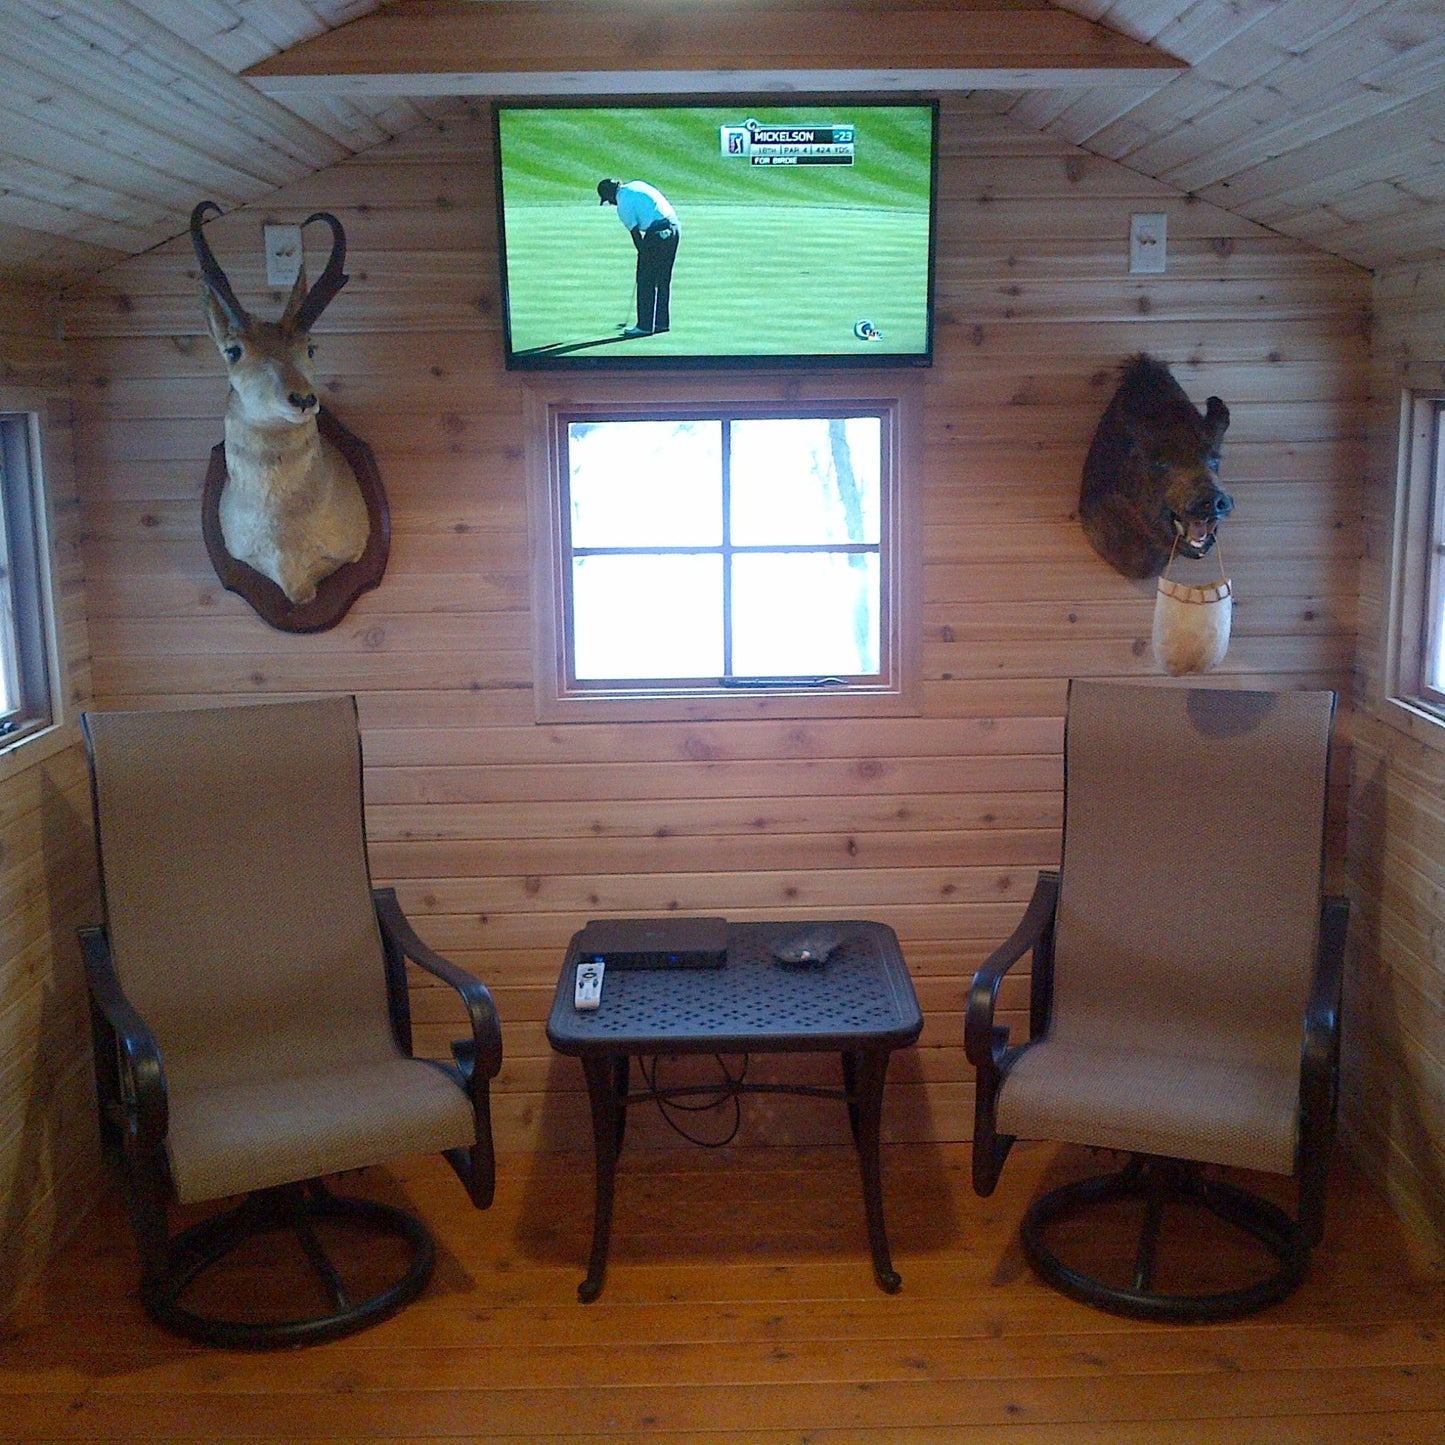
995,1037,1300,1176
165,1056,477,1204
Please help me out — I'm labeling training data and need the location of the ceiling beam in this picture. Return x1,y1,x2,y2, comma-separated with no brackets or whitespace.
244,0,1187,96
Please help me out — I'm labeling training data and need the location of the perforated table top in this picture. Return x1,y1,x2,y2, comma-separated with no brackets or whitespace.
547,920,923,1055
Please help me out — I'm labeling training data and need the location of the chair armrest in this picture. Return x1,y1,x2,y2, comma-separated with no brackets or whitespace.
1301,894,1348,1124
1296,893,1348,1242
78,925,168,1152
965,869,1058,1196
965,870,1059,1070
372,888,503,1083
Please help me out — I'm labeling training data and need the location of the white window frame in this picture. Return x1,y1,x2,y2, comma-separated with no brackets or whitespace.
0,398,60,756
525,377,921,722
1385,390,1445,733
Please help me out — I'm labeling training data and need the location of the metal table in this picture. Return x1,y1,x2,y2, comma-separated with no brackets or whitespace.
546,919,923,1302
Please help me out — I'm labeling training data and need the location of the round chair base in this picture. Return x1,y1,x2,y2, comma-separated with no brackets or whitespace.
142,1180,436,1349
1020,1157,1310,1322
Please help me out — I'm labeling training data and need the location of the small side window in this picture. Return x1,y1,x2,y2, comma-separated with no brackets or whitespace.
0,411,57,749
1413,399,1445,707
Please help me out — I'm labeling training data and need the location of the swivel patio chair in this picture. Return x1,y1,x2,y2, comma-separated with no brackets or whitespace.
966,681,1346,1320
80,695,502,1348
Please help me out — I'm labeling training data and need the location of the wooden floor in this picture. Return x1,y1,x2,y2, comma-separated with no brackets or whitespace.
5,1140,1445,1443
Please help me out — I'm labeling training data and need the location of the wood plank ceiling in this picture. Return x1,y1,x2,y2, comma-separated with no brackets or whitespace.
0,0,1441,287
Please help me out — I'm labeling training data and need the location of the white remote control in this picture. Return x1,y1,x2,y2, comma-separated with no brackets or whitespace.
574,958,604,1010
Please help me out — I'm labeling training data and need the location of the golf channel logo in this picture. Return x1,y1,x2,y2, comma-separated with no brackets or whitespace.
720,120,856,167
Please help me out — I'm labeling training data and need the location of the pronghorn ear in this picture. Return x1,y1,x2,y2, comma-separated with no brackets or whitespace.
279,262,310,329
201,289,240,354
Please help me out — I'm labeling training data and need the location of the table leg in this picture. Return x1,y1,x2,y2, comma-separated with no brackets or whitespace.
848,1047,902,1293
578,1052,627,1303
841,1052,861,1144
612,1054,630,1151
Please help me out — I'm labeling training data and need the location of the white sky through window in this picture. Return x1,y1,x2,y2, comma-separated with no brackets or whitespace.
566,415,882,681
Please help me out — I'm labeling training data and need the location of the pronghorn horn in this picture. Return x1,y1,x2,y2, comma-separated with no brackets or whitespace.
289,211,350,332
189,201,247,331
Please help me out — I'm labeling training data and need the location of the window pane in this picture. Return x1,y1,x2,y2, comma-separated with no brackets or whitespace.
572,553,723,679
0,438,14,716
568,419,722,548
1427,404,1445,694
0,412,53,741
730,416,881,546
731,552,880,676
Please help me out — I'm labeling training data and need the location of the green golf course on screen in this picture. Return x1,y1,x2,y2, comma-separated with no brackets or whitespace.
493,101,937,367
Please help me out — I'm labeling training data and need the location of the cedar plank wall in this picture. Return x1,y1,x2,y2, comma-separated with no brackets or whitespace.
60,100,1368,1160
0,282,101,1314
1349,258,1445,1263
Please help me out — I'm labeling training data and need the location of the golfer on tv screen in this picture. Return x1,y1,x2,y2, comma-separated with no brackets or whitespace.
496,103,934,362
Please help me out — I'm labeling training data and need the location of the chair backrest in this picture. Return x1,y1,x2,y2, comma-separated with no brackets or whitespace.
1051,681,1335,1071
83,696,397,1096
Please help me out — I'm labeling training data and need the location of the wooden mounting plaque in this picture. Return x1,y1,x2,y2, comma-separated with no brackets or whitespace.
201,407,390,634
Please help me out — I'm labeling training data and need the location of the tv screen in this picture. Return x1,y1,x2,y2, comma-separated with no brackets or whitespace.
492,98,938,370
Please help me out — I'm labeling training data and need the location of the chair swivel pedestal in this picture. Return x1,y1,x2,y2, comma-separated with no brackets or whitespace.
1017,1154,1311,1323
137,1181,436,1351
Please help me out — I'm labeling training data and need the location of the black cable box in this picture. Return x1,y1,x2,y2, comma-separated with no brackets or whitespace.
576,916,728,969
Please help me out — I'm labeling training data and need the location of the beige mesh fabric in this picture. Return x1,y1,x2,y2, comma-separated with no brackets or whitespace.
85,697,475,1203
996,682,1334,1176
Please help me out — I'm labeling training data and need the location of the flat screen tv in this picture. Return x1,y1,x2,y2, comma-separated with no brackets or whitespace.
492,98,938,370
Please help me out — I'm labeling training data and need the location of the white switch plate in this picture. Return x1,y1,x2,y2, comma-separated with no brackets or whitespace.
264,224,303,287
1130,213,1167,274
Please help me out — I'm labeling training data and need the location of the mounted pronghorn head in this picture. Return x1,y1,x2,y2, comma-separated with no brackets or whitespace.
190,200,350,428
189,200,373,615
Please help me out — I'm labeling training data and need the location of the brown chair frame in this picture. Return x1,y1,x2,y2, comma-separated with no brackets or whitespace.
81,888,500,1349
966,868,1348,1321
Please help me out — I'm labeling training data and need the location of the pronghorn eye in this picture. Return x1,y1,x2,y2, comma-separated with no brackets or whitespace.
306,343,316,359
224,344,242,363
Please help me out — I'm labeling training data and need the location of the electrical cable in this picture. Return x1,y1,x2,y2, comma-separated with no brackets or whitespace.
640,1053,750,1147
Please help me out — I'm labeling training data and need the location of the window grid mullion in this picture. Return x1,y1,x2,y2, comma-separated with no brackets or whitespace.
721,417,734,679
574,543,879,557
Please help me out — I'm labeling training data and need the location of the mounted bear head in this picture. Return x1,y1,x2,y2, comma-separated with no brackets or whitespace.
1079,354,1232,580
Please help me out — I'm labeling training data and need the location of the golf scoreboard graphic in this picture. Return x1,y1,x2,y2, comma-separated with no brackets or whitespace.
720,119,856,167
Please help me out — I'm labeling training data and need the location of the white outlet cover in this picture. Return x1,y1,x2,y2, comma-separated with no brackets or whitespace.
1130,213,1167,274
264,224,303,287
